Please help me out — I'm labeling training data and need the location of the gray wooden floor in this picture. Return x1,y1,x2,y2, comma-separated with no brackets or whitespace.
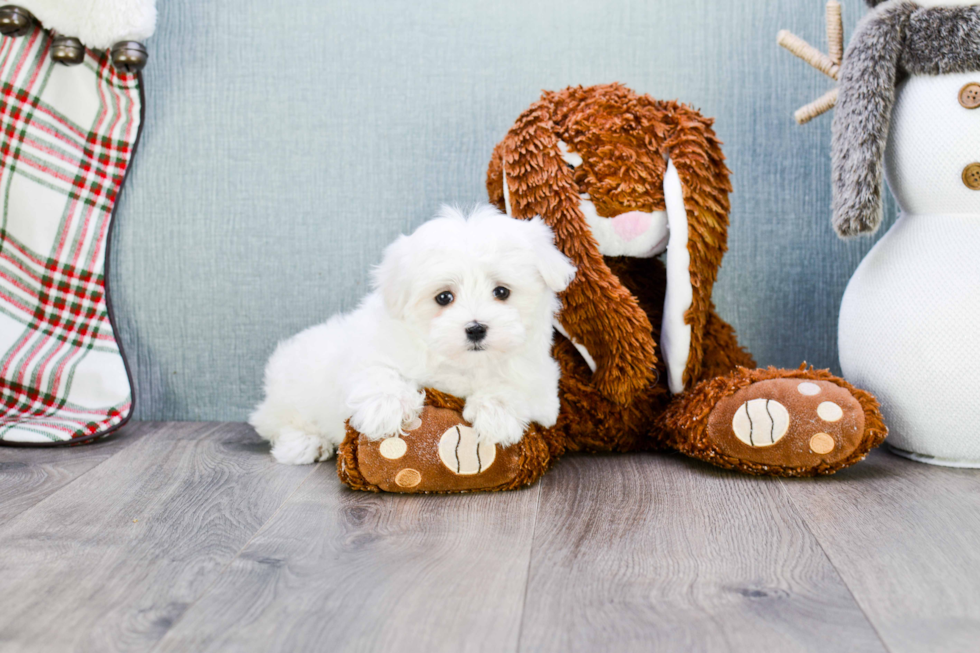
1,423,979,653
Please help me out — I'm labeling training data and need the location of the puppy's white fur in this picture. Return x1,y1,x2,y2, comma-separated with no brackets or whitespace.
250,204,575,465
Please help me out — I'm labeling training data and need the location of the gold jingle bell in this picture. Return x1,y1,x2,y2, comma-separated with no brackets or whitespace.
51,35,85,65
110,41,148,73
0,5,33,37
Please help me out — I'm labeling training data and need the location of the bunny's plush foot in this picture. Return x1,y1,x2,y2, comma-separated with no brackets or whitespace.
337,390,553,493
665,366,887,476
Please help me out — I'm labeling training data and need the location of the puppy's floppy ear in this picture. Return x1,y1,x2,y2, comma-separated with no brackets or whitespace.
525,216,576,292
493,90,658,405
371,234,413,318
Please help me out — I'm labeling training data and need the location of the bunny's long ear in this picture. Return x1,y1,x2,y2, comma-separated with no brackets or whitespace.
488,98,658,405
662,103,732,389
831,4,907,236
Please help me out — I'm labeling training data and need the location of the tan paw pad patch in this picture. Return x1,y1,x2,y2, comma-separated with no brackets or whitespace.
809,433,835,454
394,468,421,488
817,401,844,422
732,399,790,447
379,437,407,459
797,382,821,396
438,425,496,475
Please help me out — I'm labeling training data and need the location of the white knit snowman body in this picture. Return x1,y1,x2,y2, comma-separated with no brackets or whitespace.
838,0,980,466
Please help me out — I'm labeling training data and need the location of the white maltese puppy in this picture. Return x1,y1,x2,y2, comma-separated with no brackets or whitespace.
250,204,576,465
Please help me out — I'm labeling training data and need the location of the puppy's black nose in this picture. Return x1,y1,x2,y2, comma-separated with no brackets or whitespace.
465,322,488,343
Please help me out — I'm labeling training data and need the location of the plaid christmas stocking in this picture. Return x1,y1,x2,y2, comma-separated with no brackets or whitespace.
0,25,141,444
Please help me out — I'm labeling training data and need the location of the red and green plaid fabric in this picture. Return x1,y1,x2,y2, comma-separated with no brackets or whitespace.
0,26,140,444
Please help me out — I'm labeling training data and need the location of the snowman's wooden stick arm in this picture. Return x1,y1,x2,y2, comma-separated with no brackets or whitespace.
778,30,840,80
777,0,845,124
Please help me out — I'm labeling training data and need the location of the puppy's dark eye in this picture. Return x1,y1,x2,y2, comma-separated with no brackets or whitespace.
493,286,510,301
566,161,576,170
435,291,454,306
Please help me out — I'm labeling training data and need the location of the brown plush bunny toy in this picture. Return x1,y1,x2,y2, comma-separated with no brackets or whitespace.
338,84,887,494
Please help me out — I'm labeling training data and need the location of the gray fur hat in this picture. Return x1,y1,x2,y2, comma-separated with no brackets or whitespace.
831,1,980,236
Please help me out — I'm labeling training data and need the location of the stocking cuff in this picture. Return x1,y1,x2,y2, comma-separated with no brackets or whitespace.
12,0,156,50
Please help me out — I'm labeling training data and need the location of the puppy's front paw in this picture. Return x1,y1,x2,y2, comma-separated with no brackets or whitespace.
463,398,528,447
271,428,333,465
350,389,425,440
350,396,405,440
534,393,561,428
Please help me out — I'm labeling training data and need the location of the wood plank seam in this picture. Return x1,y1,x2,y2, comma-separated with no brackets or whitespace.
514,473,544,653
777,480,895,653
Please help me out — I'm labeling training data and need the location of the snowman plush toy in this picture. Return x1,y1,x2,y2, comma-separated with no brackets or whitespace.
833,0,980,465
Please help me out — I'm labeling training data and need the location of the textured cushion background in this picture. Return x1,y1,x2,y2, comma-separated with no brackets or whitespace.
110,0,896,420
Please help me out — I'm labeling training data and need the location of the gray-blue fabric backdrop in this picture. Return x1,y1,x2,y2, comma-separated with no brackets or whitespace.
111,0,896,420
